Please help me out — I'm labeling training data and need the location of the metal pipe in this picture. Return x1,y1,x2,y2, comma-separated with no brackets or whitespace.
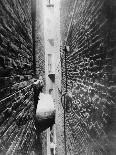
64,46,67,155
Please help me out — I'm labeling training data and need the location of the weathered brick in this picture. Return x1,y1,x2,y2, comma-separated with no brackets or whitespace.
60,0,116,154
0,0,42,154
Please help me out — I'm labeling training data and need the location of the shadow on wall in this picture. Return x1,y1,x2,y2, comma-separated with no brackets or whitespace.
61,0,116,154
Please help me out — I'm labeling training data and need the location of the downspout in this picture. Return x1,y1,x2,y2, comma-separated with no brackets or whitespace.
64,46,67,155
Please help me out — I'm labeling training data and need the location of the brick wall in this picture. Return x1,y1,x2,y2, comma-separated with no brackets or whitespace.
35,0,46,155
35,0,45,83
60,0,116,154
55,56,65,155
0,0,45,154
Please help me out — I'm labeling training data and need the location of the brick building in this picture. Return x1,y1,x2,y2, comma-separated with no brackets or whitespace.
43,0,60,154
0,0,46,154
0,0,116,155
60,0,116,154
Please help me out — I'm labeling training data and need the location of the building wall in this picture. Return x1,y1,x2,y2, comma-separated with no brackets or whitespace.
35,0,46,155
0,0,46,154
43,1,56,155
60,0,116,154
54,1,65,154
42,0,62,154
35,0,45,83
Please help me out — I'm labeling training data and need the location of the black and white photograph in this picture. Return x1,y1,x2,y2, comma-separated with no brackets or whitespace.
0,0,116,154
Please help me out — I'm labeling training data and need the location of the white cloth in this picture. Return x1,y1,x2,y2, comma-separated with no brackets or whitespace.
36,93,55,120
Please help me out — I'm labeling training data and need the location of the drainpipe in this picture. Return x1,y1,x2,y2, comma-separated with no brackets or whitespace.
64,45,69,155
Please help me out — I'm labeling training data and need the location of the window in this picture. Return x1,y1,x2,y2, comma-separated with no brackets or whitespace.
50,125,57,155
48,54,52,74
48,54,55,81
47,0,54,5
47,0,54,7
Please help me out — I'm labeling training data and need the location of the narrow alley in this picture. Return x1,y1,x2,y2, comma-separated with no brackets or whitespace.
0,0,116,155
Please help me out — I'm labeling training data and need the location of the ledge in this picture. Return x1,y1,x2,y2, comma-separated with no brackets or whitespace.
46,4,54,7
48,73,55,82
